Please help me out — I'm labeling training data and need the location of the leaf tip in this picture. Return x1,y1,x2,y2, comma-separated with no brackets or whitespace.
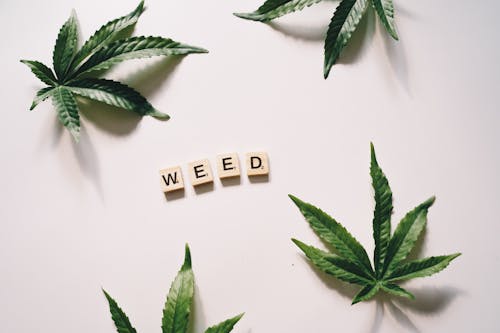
390,29,399,41
189,46,209,54
323,68,330,79
291,238,308,253
102,288,111,300
370,142,377,164
19,59,33,69
148,109,170,120
323,56,335,79
233,12,258,21
423,196,436,208
351,297,362,305
182,243,192,270
234,312,245,322
69,8,78,24
288,194,301,206
138,0,145,11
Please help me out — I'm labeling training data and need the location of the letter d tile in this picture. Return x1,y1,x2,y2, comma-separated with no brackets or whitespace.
246,152,269,176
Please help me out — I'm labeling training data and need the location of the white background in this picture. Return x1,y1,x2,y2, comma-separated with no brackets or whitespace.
1,0,499,332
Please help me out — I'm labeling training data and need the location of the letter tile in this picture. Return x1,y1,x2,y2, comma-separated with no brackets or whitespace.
246,152,269,176
159,166,184,192
188,159,214,186
216,153,241,179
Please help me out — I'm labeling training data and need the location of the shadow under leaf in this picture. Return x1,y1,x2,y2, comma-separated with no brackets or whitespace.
264,8,376,68
369,299,385,333
397,286,463,314
267,21,327,42
368,286,462,333
382,28,410,94
297,253,360,300
77,56,185,137
187,284,206,333
387,300,421,333
123,55,185,99
71,124,104,199
78,98,142,136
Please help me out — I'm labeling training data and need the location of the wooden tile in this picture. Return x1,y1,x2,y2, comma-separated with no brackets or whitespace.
246,152,269,176
188,159,214,186
216,153,241,179
159,166,184,193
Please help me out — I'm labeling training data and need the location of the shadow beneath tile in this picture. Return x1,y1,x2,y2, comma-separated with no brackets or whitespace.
248,175,269,184
221,177,241,187
194,182,214,195
164,189,186,201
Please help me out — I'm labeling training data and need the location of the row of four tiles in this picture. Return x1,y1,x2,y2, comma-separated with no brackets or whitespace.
159,152,270,193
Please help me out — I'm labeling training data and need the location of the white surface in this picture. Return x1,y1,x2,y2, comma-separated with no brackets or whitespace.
1,0,499,332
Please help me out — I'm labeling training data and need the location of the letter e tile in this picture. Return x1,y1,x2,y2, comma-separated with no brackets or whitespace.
188,159,214,186
216,153,241,179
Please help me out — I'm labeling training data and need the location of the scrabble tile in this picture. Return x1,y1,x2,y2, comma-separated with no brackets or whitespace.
216,153,241,179
246,152,269,176
159,166,184,193
188,159,214,186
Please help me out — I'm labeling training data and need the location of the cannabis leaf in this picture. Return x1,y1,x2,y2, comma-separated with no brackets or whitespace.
234,0,399,78
103,245,244,333
21,1,207,141
290,143,460,304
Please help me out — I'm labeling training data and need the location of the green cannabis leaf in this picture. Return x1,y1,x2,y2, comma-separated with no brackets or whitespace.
234,0,398,78
21,1,207,141
290,143,460,304
103,245,244,333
